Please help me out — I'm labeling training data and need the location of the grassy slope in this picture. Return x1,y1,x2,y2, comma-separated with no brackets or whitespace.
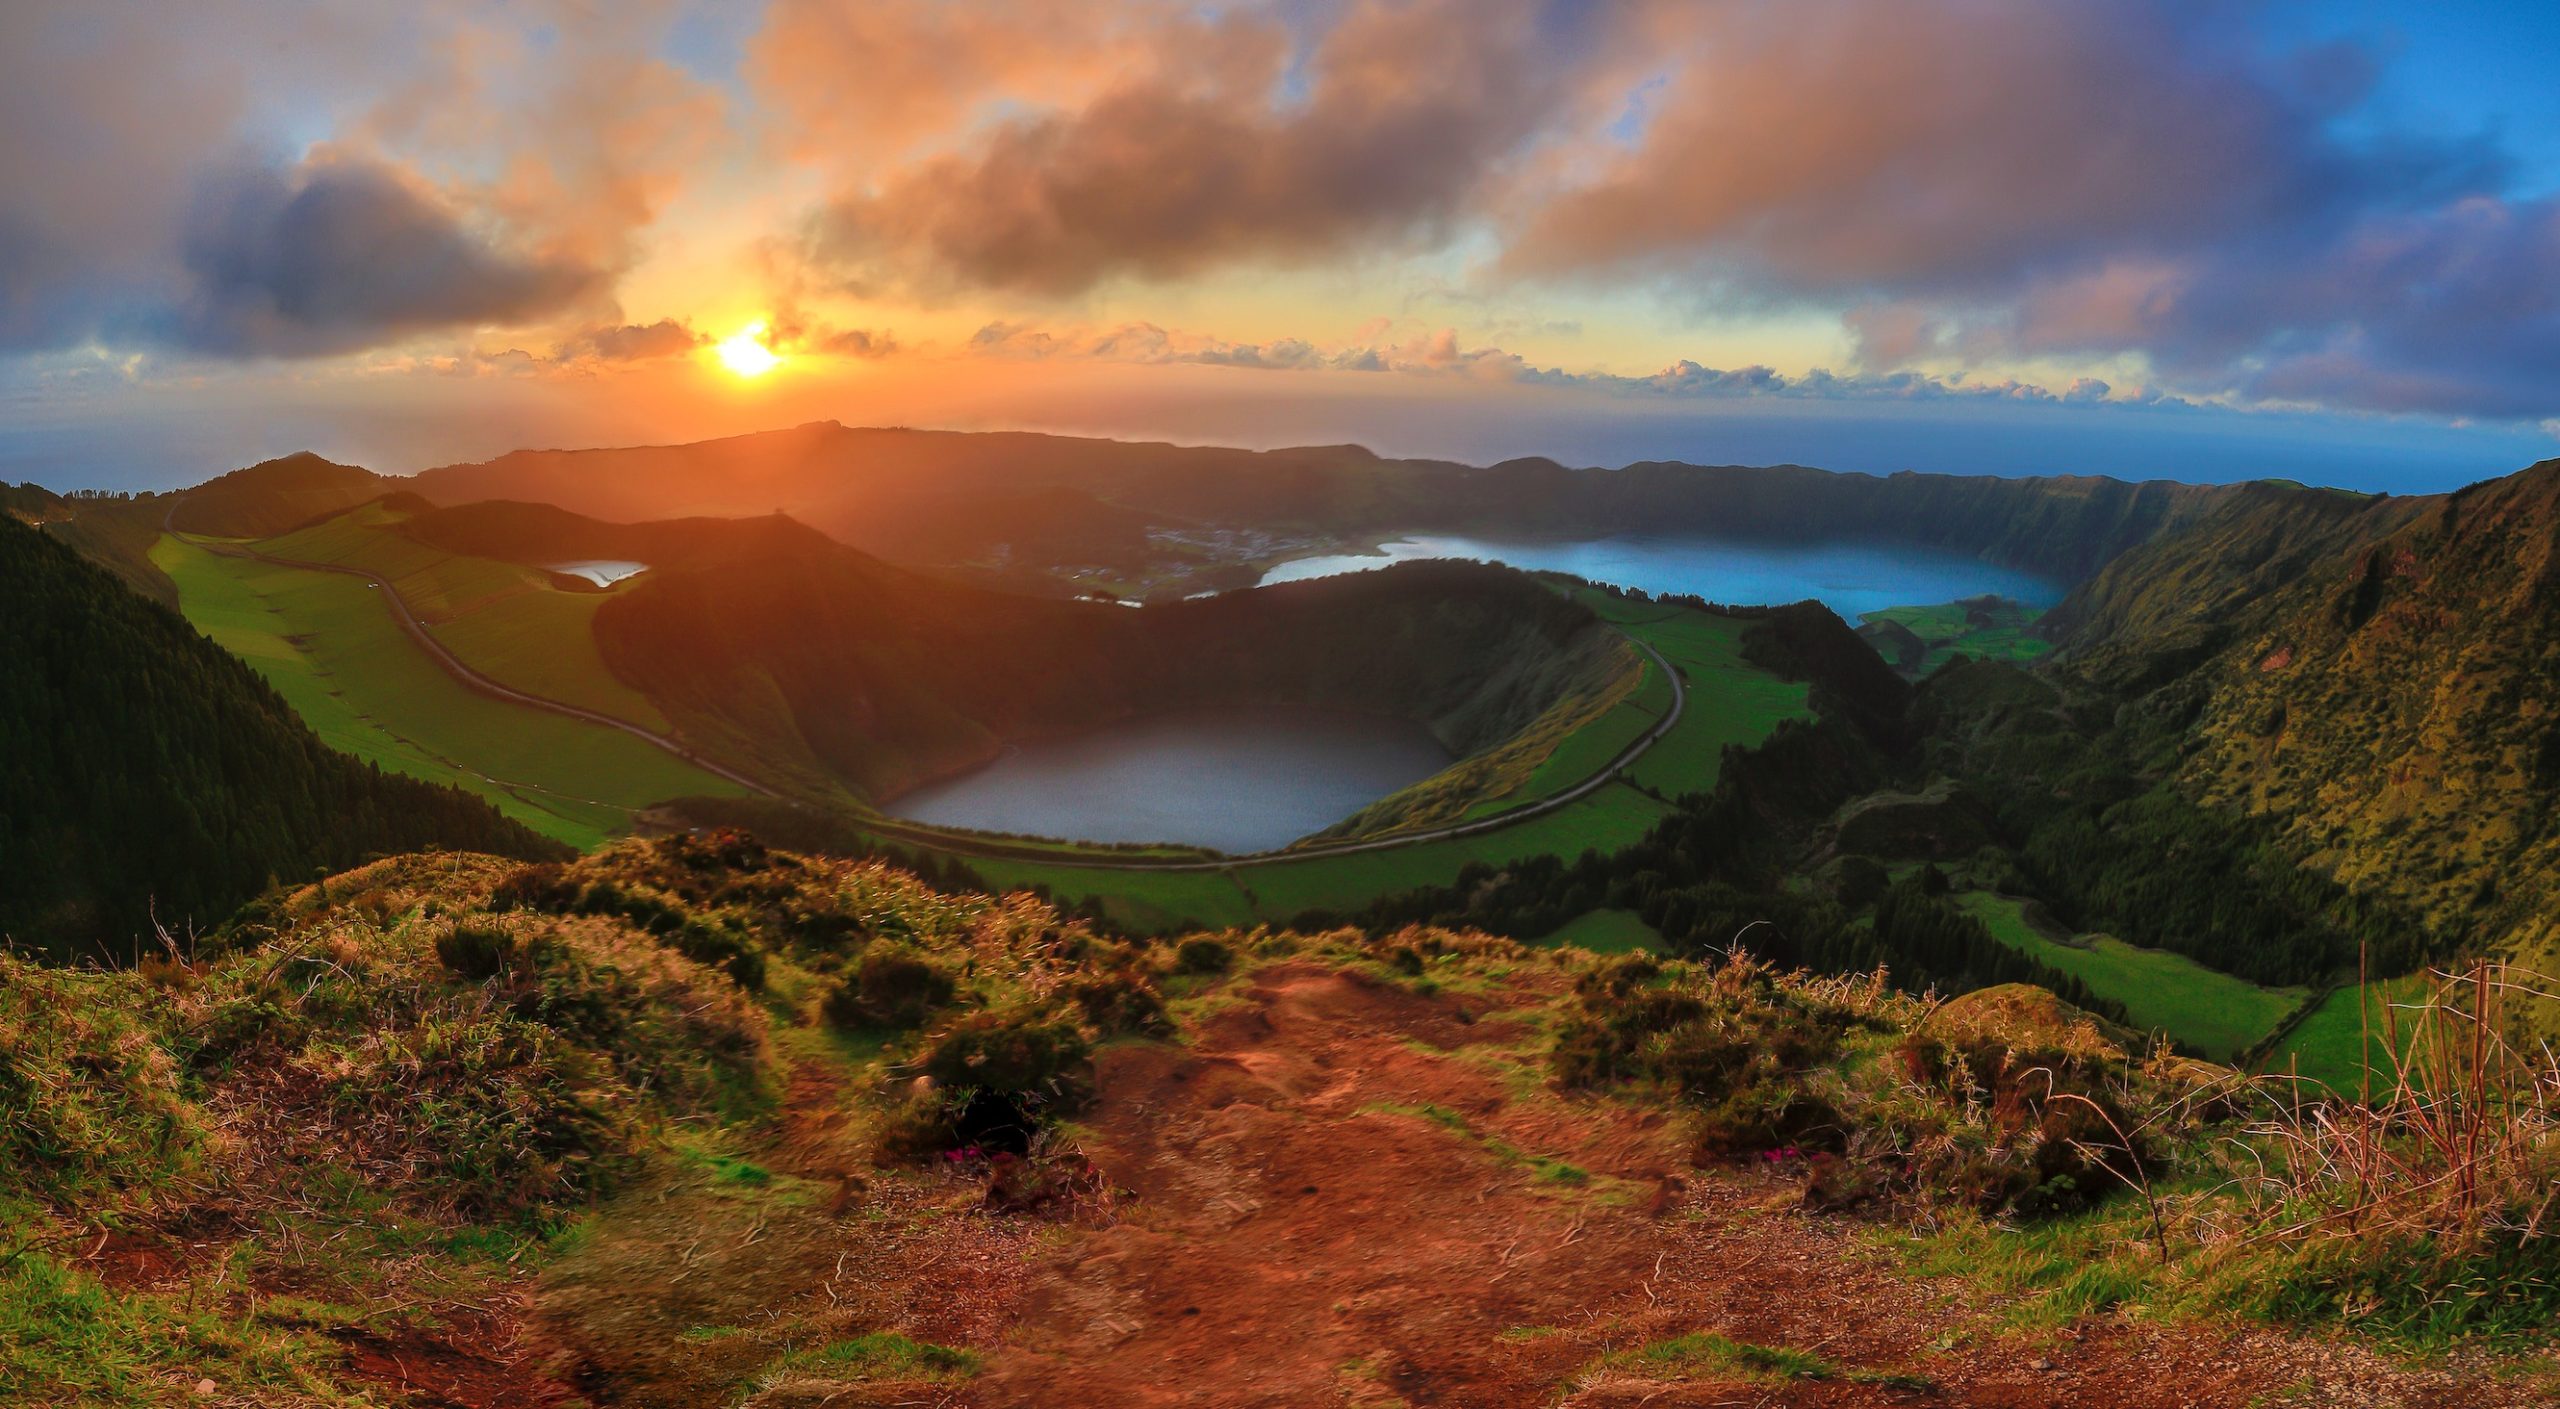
1597,600,1812,797
2264,975,2440,1094
255,505,674,733
1954,890,2304,1060
155,536,744,849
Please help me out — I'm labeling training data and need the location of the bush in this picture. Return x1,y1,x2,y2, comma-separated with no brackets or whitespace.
0,959,201,1200
823,945,957,1030
670,917,766,990
1061,967,1171,1037
435,924,518,981
1173,936,1233,975
918,1009,1093,1107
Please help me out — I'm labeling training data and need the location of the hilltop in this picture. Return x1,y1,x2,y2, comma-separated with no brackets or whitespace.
1,833,2543,1406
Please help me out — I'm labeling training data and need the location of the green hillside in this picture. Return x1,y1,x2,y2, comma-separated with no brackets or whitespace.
0,517,558,959
152,535,749,848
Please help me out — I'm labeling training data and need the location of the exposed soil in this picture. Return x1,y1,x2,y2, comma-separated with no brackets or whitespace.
953,961,2535,1408
336,957,2541,1408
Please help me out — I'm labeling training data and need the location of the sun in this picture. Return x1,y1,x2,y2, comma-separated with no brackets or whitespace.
713,321,783,378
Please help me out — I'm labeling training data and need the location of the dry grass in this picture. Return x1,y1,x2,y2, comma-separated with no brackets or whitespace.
2240,959,2560,1254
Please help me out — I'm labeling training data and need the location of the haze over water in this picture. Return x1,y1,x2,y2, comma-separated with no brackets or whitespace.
1259,534,2065,618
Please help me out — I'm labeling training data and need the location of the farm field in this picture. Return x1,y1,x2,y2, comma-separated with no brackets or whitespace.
1953,890,2306,1060
1594,598,1811,797
256,504,674,732
2263,973,2445,1094
155,535,747,848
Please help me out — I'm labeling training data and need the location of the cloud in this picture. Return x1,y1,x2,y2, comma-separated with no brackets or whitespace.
960,316,2166,407
1497,0,2560,419
170,155,602,358
558,318,705,362
767,309,899,359
783,0,1622,297
0,3,716,360
1504,2,2497,296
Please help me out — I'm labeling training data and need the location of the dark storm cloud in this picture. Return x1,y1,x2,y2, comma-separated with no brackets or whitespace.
170,158,600,358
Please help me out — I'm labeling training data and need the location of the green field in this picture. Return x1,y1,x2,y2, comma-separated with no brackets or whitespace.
1541,908,1662,954
155,536,746,848
1593,599,1813,798
257,504,673,732
2263,974,2442,1094
1860,600,2052,676
1953,890,2306,1060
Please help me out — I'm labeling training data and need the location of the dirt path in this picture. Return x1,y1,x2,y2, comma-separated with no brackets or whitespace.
959,961,2526,1408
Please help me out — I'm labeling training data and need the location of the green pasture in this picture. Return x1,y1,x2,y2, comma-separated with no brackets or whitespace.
1589,598,1812,798
1540,908,1662,954
1860,600,2052,676
155,535,744,848
2262,974,2446,1095
258,504,672,731
1953,890,2305,1060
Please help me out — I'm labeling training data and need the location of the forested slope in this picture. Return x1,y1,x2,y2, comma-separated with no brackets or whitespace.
0,517,561,959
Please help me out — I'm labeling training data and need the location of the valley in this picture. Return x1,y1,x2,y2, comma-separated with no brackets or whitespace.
22,10,2560,1401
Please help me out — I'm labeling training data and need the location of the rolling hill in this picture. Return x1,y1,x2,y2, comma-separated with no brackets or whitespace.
162,451,392,538
435,502,1642,808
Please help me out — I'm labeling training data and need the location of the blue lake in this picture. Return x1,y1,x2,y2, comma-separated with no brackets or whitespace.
1259,534,2063,618
885,705,1452,854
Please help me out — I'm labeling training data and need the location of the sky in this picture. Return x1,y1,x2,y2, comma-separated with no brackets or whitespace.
10,0,2560,495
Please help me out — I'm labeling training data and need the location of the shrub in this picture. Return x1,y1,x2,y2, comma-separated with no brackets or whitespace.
918,1009,1093,1108
1172,936,1233,975
823,945,957,1030
1061,968,1171,1037
0,958,201,1200
670,917,765,990
488,862,577,913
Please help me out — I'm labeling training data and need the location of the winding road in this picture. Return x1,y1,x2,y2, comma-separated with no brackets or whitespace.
169,513,1689,873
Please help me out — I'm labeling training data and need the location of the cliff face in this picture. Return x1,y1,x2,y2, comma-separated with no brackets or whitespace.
2040,463,2560,966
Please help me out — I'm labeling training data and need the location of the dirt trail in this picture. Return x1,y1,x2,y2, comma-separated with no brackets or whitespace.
963,961,2520,1408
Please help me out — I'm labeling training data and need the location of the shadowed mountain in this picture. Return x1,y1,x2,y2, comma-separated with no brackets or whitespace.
167,452,393,538
413,423,2232,585
399,499,1637,809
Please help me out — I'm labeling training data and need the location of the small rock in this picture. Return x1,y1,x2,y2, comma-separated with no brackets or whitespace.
2030,1357,2056,1372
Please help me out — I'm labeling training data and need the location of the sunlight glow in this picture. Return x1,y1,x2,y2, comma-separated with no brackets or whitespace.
714,322,783,378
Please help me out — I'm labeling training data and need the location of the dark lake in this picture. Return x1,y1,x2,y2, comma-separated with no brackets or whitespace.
884,705,1452,854
1258,533,2063,617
